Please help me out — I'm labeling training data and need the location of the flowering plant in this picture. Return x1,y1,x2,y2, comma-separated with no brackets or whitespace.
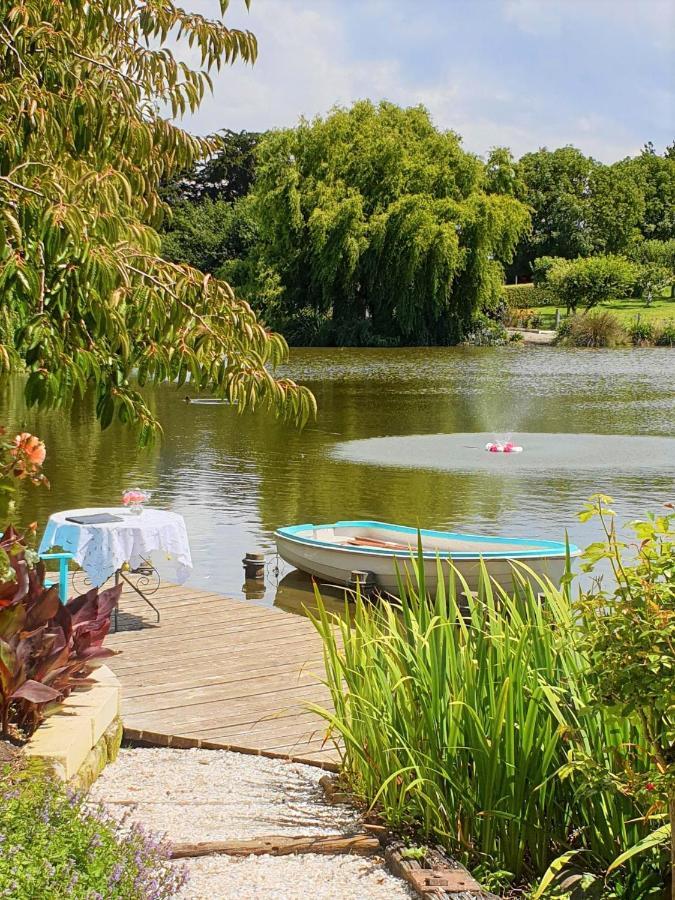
122,489,151,507
0,427,47,490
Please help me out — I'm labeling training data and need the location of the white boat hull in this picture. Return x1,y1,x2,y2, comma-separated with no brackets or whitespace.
275,521,576,594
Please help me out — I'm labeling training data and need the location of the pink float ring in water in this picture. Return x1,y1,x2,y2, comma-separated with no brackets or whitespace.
485,441,523,453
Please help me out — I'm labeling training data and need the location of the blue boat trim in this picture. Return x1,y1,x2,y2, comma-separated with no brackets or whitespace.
275,520,578,560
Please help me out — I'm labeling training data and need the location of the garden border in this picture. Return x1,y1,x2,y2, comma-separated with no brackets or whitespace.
24,665,123,790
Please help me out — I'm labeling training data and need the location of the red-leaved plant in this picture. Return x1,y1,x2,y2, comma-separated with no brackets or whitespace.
0,525,121,738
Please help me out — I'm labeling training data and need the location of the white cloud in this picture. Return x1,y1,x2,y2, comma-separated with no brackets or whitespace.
168,0,671,163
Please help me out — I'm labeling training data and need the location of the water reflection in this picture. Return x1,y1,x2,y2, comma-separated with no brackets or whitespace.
0,346,673,607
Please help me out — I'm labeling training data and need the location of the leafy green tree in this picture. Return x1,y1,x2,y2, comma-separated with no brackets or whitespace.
587,164,644,254
484,147,524,196
512,148,645,280
628,239,675,298
163,129,261,205
634,263,673,306
546,255,637,313
161,198,256,275
619,148,675,242
247,102,530,345
515,147,598,271
0,0,314,441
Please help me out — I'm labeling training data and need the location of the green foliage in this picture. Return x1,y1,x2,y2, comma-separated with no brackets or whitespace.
557,311,627,348
535,497,675,897
546,255,638,312
502,282,557,308
248,101,530,346
0,0,315,440
628,318,655,345
506,307,542,329
619,147,675,242
310,557,663,891
655,321,675,346
162,129,261,205
633,263,674,305
531,256,562,286
0,525,119,737
511,147,645,279
577,498,674,805
628,239,675,272
161,197,256,275
0,760,186,898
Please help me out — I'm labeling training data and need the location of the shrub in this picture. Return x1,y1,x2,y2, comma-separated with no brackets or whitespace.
634,262,673,303
546,254,638,312
506,307,542,329
557,310,627,348
0,758,187,898
629,318,655,345
311,553,664,893
0,526,120,738
655,321,675,346
531,255,561,286
464,315,508,346
502,282,557,308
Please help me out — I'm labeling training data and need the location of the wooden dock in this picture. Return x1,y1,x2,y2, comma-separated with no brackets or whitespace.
104,580,339,768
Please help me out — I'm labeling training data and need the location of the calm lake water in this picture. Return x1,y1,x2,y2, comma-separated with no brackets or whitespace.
2,346,675,611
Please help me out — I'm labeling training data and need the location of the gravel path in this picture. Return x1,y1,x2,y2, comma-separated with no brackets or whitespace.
90,748,414,899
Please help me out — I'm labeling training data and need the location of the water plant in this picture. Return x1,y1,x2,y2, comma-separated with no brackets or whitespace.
557,310,627,348
310,543,667,894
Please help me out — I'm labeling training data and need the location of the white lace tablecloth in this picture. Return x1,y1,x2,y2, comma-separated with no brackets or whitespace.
38,507,193,588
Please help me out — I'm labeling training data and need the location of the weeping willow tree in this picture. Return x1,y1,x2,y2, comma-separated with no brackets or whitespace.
249,101,530,345
0,0,315,441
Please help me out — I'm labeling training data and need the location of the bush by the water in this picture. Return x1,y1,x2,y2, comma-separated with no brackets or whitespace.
557,310,627,347
505,306,542,329
502,282,557,308
654,321,675,346
311,507,673,896
0,759,186,898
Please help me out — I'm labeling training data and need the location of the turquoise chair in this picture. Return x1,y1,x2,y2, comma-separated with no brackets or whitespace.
40,551,73,604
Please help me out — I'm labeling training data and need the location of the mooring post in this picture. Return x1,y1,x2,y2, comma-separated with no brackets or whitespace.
554,308,561,330
243,551,265,580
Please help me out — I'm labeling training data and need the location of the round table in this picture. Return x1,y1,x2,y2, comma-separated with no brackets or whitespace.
39,507,193,624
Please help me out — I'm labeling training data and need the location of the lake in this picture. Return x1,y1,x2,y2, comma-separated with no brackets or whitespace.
2,346,675,611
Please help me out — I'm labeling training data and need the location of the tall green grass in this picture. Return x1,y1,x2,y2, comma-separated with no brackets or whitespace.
310,560,655,887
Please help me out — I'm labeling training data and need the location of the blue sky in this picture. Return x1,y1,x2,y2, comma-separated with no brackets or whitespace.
178,0,675,162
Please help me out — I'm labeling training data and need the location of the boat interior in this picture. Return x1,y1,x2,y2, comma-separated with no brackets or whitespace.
298,524,551,555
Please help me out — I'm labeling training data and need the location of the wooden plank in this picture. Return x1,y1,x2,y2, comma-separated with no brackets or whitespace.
170,833,379,859
108,629,326,673
105,580,341,760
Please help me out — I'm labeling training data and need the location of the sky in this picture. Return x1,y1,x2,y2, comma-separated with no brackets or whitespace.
175,0,675,163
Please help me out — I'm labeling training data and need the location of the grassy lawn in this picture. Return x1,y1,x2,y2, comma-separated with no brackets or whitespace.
531,296,675,329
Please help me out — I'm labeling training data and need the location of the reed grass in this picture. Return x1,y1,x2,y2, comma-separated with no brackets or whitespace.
309,558,652,884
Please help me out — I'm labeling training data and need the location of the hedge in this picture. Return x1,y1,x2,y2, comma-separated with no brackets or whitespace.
502,283,559,308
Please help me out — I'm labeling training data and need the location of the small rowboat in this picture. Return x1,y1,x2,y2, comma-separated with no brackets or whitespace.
275,521,579,594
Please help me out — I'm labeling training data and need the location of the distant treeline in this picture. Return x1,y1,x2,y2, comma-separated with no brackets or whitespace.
161,101,675,346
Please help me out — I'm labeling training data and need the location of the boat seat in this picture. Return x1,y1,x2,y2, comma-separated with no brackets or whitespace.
344,537,414,551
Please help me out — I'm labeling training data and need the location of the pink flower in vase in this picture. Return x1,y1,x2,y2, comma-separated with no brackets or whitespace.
122,489,151,511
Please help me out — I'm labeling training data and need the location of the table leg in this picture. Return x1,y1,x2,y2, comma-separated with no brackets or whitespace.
118,569,161,624
113,571,120,633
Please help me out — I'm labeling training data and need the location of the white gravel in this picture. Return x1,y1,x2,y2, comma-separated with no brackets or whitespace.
90,748,415,899
177,854,415,900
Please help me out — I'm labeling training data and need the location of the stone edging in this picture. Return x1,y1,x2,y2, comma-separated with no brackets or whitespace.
24,665,123,789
